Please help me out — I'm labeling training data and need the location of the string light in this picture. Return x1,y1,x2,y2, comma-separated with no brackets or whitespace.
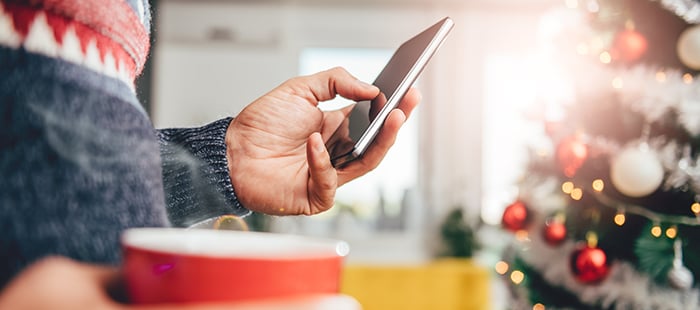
600,51,612,64
562,181,575,194
666,225,678,239
540,183,700,256
570,188,583,200
590,190,700,227
614,209,626,226
655,71,667,82
592,179,604,192
533,303,546,310
651,224,662,238
510,270,525,284
683,73,694,84
495,261,509,275
692,202,700,215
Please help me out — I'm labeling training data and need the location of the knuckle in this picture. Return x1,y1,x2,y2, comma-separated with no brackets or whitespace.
328,66,350,77
318,178,336,191
329,66,345,73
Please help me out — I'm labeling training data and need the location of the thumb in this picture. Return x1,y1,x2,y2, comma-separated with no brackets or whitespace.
305,132,337,215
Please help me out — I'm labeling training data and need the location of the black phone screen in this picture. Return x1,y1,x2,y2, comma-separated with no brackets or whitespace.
329,17,453,166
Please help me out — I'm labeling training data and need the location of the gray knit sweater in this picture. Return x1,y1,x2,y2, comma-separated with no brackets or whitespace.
0,0,248,287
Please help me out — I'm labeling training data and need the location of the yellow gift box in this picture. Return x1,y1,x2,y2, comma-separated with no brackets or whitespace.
341,258,491,310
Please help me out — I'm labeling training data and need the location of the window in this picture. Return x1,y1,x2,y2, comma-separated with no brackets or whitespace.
300,47,419,221
480,50,573,226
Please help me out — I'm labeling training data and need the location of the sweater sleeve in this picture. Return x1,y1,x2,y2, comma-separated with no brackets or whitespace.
156,117,250,227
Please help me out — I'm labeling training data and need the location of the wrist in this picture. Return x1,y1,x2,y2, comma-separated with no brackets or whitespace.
225,118,253,210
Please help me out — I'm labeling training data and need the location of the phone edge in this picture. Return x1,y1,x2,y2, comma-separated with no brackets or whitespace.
353,17,454,157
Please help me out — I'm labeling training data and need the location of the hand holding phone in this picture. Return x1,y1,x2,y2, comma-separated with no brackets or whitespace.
328,17,454,167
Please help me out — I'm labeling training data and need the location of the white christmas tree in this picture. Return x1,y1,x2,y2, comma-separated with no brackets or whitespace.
498,0,700,308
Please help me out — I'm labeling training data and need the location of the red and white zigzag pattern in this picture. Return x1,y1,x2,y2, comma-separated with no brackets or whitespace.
0,1,149,88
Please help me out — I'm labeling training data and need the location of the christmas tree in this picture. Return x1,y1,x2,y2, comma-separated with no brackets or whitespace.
498,0,700,309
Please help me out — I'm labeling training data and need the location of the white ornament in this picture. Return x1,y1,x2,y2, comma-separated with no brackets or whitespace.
610,145,664,197
668,239,694,290
677,25,700,69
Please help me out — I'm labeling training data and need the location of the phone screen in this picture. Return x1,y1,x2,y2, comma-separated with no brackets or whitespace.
329,17,453,167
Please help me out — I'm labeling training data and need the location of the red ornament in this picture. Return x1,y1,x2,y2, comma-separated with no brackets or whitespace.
556,135,589,178
543,219,567,246
502,201,529,232
570,245,610,284
611,29,648,63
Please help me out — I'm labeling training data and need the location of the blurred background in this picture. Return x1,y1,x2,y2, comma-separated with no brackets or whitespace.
139,0,700,309
138,0,564,308
141,0,558,247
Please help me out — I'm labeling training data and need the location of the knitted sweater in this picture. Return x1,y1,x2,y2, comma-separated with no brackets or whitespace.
0,0,248,287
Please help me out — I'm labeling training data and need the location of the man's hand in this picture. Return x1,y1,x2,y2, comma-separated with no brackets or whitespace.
226,67,420,215
0,257,124,310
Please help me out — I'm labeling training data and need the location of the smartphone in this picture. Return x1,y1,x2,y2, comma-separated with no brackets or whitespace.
329,17,454,167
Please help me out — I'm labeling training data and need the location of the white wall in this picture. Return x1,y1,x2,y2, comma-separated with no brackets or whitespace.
152,2,453,127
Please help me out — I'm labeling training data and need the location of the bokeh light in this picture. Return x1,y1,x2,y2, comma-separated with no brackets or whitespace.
495,261,510,275
592,179,604,192
510,270,525,284
562,181,575,194
614,211,626,226
570,188,583,200
651,225,662,238
666,226,677,239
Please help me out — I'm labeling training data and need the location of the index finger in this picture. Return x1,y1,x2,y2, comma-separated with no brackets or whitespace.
297,67,380,104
